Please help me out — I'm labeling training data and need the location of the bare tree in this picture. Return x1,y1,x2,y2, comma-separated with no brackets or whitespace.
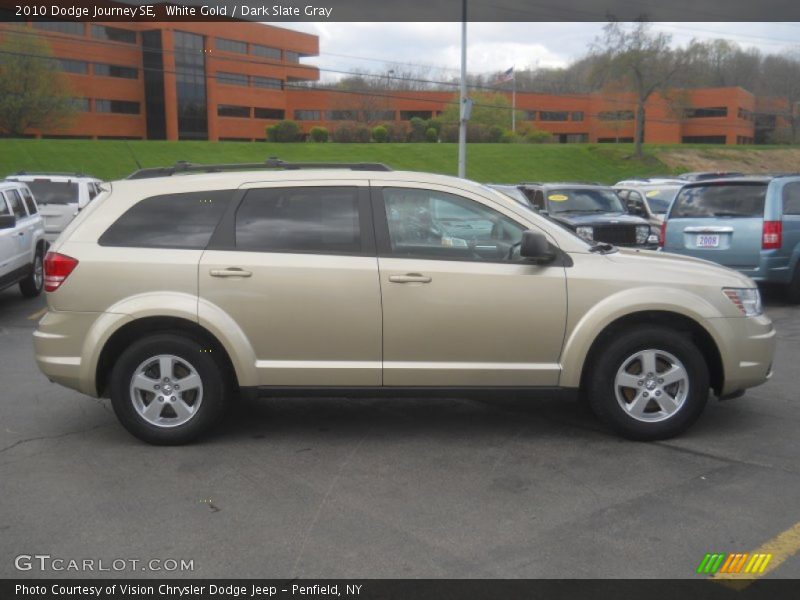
591,20,689,157
758,52,800,143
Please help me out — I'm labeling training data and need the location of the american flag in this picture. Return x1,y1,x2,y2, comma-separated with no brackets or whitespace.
495,67,514,84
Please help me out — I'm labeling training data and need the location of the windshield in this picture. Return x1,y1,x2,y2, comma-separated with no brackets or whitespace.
640,187,681,214
18,180,79,205
546,188,625,214
671,183,767,218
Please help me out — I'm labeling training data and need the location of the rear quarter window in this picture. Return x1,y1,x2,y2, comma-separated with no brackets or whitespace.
783,182,800,215
671,184,767,218
99,190,232,249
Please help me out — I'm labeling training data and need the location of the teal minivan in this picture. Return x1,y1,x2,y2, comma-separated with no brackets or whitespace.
662,175,800,302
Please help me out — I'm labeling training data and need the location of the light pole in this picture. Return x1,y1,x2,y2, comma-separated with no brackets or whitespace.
457,0,468,178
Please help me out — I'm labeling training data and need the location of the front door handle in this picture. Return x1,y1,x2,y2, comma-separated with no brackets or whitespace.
210,267,252,278
388,273,432,284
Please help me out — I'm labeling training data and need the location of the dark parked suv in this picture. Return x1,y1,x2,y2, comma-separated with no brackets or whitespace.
515,183,657,247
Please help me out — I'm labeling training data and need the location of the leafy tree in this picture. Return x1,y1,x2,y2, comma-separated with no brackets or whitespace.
371,125,388,143
591,20,690,157
425,127,438,143
408,117,428,142
439,92,522,131
0,29,76,137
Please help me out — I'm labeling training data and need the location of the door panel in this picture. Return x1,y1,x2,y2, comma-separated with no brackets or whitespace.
374,184,567,387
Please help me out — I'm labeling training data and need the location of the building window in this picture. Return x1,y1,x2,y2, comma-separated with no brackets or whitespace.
523,111,537,120
364,110,395,122
216,37,247,54
539,111,569,121
33,22,85,36
599,110,635,121
94,64,138,79
251,44,281,60
217,105,251,118
737,108,754,121
685,107,728,118
217,72,248,86
252,76,282,89
95,100,140,114
681,135,727,144
71,98,90,112
571,111,584,122
284,51,301,63
57,59,88,74
327,110,359,121
92,25,137,44
294,110,321,121
598,137,634,143
254,108,285,120
556,133,588,143
174,31,209,140
400,111,433,120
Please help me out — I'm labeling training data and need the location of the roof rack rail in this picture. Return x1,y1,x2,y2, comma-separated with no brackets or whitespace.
127,157,393,179
12,171,88,177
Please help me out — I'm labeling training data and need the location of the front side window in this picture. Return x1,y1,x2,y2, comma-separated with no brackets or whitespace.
99,191,231,248
20,187,38,214
783,182,800,215
0,193,9,216
6,189,27,218
640,187,680,214
671,184,767,218
382,188,525,262
236,187,361,254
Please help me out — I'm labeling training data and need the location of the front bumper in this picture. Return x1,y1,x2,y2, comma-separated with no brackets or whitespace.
708,313,776,396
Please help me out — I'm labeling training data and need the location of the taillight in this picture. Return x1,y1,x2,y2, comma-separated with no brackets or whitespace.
659,221,667,247
43,252,79,292
762,221,782,250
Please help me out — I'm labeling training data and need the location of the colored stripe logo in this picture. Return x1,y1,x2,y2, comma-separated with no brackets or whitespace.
697,553,772,574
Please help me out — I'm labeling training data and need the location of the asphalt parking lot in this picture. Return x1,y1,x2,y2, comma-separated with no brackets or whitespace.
0,286,798,580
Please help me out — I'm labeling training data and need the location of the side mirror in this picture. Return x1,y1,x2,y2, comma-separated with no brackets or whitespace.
0,214,16,229
520,230,556,264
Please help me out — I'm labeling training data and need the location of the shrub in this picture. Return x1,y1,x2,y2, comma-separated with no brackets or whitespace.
372,125,388,143
408,117,428,142
525,129,553,144
354,123,371,143
425,127,438,143
487,125,505,143
265,120,301,142
308,126,328,143
384,121,408,142
332,121,357,142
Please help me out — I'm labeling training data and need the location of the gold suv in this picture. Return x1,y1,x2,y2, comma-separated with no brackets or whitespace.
33,161,776,444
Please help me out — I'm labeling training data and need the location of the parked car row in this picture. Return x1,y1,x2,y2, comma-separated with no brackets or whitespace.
0,172,102,297
32,160,776,445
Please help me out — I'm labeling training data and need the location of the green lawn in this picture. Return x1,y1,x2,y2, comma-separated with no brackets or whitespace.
1,139,680,183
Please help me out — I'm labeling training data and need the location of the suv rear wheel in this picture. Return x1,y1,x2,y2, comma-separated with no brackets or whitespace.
587,326,709,440
19,249,44,298
109,333,229,444
787,263,800,304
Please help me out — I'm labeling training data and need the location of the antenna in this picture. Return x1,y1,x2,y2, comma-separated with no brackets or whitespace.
124,141,143,170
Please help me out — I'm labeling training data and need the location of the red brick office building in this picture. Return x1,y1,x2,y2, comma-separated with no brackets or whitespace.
0,21,793,144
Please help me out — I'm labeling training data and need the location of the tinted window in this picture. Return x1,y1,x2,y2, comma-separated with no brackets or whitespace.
382,187,525,262
545,188,625,214
217,72,248,86
217,105,250,117
99,191,231,248
6,189,26,218
18,180,78,205
252,76,282,89
58,59,89,74
783,182,800,215
92,25,137,44
95,100,140,114
20,187,37,214
216,37,247,54
0,193,10,216
94,64,138,79
236,187,360,254
671,184,767,218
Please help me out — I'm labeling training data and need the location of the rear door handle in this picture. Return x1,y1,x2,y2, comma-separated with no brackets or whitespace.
210,267,252,278
388,273,432,284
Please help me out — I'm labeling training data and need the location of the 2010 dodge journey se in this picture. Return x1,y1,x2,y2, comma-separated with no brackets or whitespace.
33,162,776,444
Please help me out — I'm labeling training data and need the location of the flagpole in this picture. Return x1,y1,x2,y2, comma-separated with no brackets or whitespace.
458,0,467,179
512,70,516,134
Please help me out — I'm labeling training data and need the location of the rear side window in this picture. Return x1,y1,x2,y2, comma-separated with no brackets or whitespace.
235,187,361,254
783,182,800,215
20,187,37,215
99,190,231,249
20,180,79,205
6,189,27,218
671,184,767,218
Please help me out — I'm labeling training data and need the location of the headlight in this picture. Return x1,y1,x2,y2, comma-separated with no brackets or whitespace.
636,225,650,244
576,226,593,241
723,288,763,316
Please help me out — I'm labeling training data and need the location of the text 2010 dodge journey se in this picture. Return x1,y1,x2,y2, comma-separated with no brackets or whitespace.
33,162,776,444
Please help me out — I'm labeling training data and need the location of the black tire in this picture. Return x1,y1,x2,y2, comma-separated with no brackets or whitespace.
109,333,229,445
787,263,800,305
586,326,710,441
19,249,44,298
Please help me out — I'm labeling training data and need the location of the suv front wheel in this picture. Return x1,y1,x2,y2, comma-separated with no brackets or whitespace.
109,333,229,444
587,326,709,440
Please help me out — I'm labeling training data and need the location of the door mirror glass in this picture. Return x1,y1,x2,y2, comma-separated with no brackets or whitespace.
520,230,555,264
0,214,16,229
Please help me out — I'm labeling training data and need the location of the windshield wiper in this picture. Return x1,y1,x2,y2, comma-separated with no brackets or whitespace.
588,242,617,254
712,212,747,217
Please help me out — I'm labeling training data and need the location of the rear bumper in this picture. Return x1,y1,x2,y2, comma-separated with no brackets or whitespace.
708,314,776,396
739,254,793,284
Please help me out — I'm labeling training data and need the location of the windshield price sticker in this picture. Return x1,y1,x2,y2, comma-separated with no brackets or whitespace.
548,194,569,201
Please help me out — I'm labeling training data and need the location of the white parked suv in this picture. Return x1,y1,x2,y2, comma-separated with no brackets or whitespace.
5,173,102,243
0,181,47,297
